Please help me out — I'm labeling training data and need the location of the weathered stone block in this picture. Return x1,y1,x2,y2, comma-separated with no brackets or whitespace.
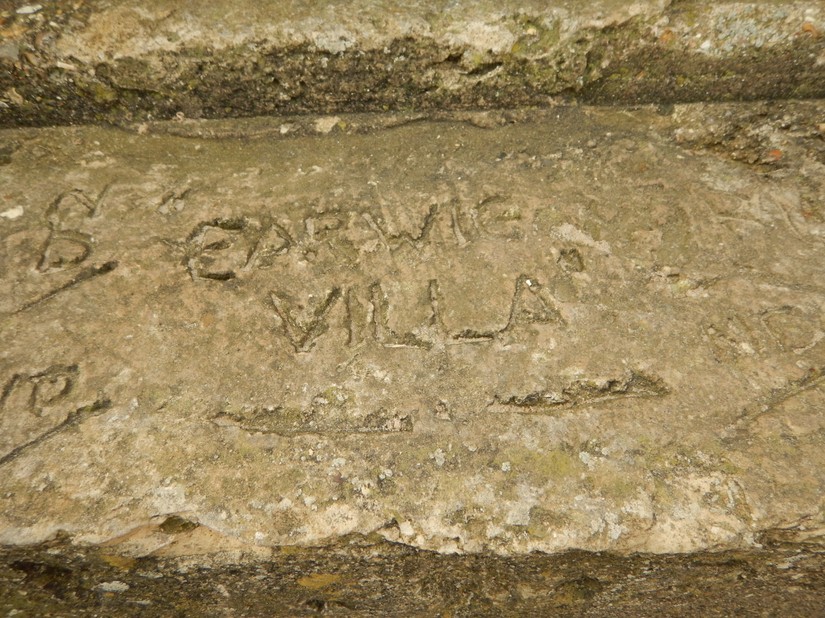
0,104,824,560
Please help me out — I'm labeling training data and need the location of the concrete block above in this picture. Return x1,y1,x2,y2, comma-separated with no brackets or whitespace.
1,1,824,125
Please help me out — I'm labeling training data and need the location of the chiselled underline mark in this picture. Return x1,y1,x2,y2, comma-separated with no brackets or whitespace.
496,371,669,413
213,405,414,436
14,261,118,314
0,398,111,468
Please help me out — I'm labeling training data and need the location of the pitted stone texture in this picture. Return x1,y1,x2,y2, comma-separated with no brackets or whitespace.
0,104,824,556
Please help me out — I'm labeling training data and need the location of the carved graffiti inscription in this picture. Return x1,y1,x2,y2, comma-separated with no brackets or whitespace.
2,130,820,449
184,217,291,281
0,365,78,415
0,365,110,467
267,274,565,353
4,186,118,315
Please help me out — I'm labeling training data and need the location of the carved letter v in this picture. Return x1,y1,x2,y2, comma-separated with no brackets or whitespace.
270,287,342,353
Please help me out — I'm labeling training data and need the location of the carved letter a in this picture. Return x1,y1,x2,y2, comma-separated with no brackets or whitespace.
505,275,564,329
270,287,342,353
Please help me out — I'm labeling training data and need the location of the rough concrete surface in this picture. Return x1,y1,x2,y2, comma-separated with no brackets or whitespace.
2,1,825,614
1,0,825,126
1,101,824,563
1,101,825,615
